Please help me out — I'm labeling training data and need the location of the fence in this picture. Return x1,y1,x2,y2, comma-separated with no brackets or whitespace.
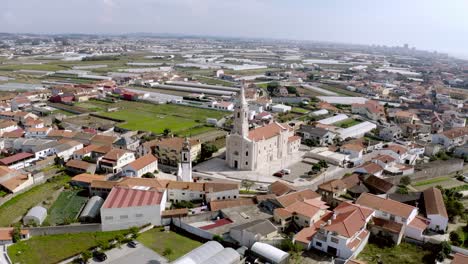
27,224,102,236
384,159,464,185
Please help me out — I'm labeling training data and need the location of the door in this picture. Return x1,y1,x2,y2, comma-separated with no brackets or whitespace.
234,160,238,169
327,246,337,256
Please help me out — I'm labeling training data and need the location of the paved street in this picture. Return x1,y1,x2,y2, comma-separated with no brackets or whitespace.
88,244,168,264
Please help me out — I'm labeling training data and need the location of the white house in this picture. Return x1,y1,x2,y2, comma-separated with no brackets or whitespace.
53,140,84,161
100,187,166,231
423,187,448,232
98,149,136,174
271,104,292,113
123,154,158,178
229,219,278,247
356,193,428,241
0,121,18,136
25,127,52,138
300,202,373,260
432,127,468,149
166,182,239,204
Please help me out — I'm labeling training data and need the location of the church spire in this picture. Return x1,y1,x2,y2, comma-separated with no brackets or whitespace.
233,81,249,137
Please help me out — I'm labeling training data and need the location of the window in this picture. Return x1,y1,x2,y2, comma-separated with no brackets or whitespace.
390,215,395,221
105,216,114,220
305,220,309,224
200,194,203,198
316,241,322,247
331,237,339,244
136,214,143,218
120,215,128,219
401,217,407,223
245,151,249,156
245,162,248,165
234,195,237,199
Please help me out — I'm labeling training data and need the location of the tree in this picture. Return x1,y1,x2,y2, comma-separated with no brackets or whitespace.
142,172,155,178
129,226,139,239
266,82,279,95
81,250,92,263
11,225,22,243
396,186,409,194
286,86,297,94
54,156,65,166
82,156,92,162
450,231,462,246
318,160,328,169
163,248,173,256
311,163,322,172
307,73,315,81
400,176,411,186
241,179,254,192
304,139,318,147
163,128,171,136
200,143,218,161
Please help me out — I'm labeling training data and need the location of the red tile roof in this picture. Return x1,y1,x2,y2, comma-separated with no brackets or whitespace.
356,193,416,219
248,122,290,141
423,187,448,218
126,154,157,171
102,187,164,209
0,152,34,165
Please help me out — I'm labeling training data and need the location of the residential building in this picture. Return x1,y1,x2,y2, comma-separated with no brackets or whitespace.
432,127,468,149
229,219,278,247
98,149,136,174
100,186,167,231
297,125,336,146
423,187,448,232
122,154,158,178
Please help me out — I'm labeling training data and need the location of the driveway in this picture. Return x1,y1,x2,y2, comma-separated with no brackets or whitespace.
88,244,168,264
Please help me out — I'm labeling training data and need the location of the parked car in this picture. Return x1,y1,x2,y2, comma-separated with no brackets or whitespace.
128,240,139,248
93,252,107,262
273,171,284,177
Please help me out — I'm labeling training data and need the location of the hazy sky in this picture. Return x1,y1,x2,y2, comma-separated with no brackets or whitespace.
2,0,468,56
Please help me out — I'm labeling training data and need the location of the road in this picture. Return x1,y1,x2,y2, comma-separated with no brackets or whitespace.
88,243,168,264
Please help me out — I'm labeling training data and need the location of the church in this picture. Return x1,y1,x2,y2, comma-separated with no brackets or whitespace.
226,85,301,171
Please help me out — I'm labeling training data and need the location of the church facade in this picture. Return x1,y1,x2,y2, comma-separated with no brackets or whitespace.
226,85,301,171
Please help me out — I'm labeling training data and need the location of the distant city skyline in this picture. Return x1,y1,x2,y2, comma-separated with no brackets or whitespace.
2,0,468,58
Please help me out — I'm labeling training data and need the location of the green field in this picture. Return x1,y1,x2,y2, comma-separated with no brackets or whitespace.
358,242,434,264
99,101,226,135
47,190,88,225
137,228,202,261
8,230,129,264
0,175,71,227
194,76,236,87
334,118,361,128
75,100,112,112
320,84,362,97
413,176,451,187
291,107,310,114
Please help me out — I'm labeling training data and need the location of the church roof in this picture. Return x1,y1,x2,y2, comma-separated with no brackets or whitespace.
248,122,291,141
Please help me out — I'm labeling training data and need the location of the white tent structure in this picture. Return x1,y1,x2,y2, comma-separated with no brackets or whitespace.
23,206,47,225
79,196,104,221
251,242,289,264
172,241,224,264
204,248,241,264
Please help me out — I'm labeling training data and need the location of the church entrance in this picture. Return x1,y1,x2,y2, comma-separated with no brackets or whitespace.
234,160,238,168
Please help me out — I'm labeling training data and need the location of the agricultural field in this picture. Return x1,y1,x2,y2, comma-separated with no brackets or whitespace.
46,189,88,225
412,176,464,191
319,84,362,97
194,76,236,87
75,100,113,112
98,101,226,135
358,242,435,264
0,175,71,227
137,228,202,261
334,118,361,128
8,230,129,264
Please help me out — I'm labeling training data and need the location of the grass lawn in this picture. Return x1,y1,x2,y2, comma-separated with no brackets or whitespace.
413,176,451,187
137,228,202,261
8,230,129,264
75,100,112,112
0,175,71,227
291,107,310,114
99,102,226,135
358,242,434,264
453,226,468,248
194,76,236,87
320,84,362,97
177,126,218,137
334,118,361,128
47,189,88,225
